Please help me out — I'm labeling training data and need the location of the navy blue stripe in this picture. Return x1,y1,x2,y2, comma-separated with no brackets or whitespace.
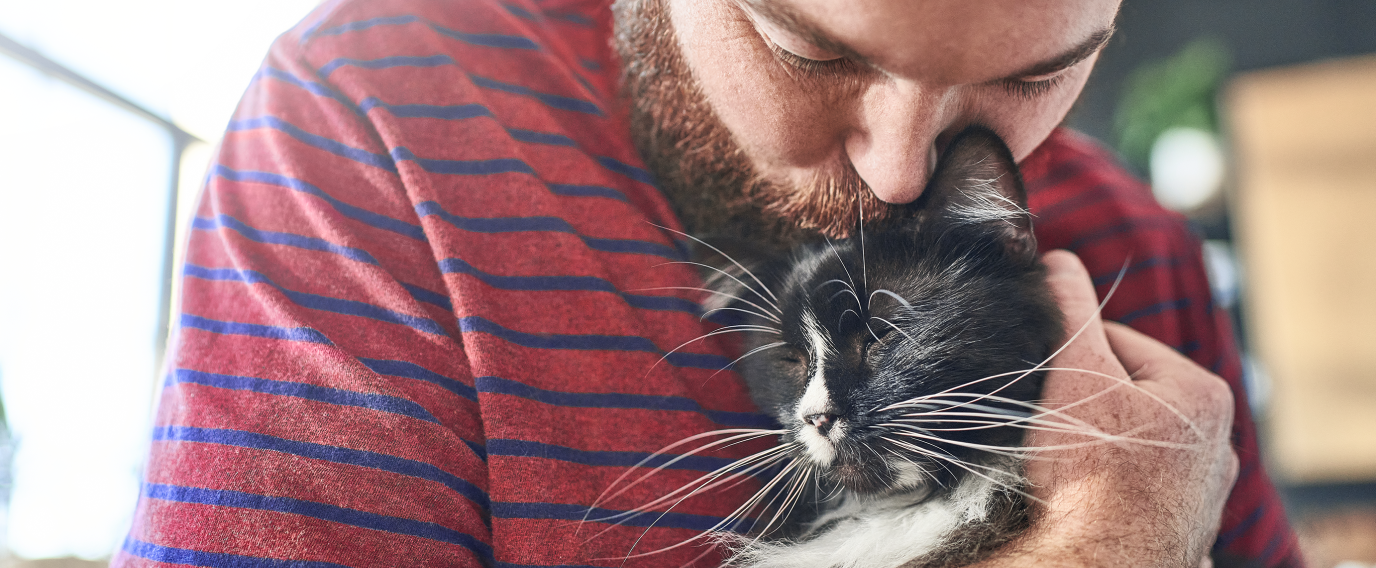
145,483,493,561
493,502,745,532
122,537,350,568
1091,256,1184,287
183,264,448,336
392,147,534,175
416,201,680,260
546,12,594,26
1066,217,1180,251
569,72,596,95
351,99,634,205
428,22,539,50
468,74,602,115
358,357,478,403
360,97,492,120
546,183,627,202
502,3,538,21
312,15,539,50
436,257,701,314
458,316,732,370
581,236,681,259
401,282,453,311
476,376,776,429
172,369,439,423
255,67,361,115
193,214,379,265
506,128,576,146
154,426,485,509
180,314,331,344
465,440,488,461
1116,298,1191,325
595,156,656,186
418,201,574,233
320,54,456,77
313,14,420,36
579,57,602,71
439,257,614,292
210,165,427,241
487,439,736,472
1035,184,1114,225
358,97,499,126
619,293,701,313
228,116,397,173
1215,504,1265,549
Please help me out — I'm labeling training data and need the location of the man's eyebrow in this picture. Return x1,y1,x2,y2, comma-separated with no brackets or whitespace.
999,26,1117,80
739,0,1116,79
739,0,876,66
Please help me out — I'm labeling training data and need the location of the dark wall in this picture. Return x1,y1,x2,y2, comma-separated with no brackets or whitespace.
1065,0,1376,154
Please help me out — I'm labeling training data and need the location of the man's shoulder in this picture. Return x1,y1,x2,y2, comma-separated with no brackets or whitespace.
1023,128,1197,269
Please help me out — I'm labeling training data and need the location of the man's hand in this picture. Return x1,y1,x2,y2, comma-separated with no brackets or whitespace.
981,250,1240,567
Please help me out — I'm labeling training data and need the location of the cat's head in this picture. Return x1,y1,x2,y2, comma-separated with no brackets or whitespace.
714,126,1064,496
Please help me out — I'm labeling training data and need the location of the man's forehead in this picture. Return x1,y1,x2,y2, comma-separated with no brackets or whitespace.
742,0,1120,85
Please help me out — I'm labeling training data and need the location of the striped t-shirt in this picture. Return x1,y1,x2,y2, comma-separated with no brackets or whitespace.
114,0,1302,566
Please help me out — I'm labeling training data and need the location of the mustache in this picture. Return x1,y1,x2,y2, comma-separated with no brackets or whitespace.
747,162,905,239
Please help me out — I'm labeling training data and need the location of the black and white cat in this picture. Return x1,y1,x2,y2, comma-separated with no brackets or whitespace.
682,126,1067,568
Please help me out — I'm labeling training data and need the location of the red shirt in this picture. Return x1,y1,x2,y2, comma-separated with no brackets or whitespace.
114,0,1302,566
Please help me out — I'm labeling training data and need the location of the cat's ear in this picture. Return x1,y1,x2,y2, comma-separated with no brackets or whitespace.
916,125,1037,263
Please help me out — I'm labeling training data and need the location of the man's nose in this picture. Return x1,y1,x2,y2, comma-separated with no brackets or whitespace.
842,82,953,205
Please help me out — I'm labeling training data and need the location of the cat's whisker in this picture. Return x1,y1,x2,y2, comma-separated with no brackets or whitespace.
633,286,781,324
888,390,1115,440
994,257,1132,397
645,325,783,379
700,306,782,324
607,447,794,523
584,428,786,524
883,421,1195,455
591,446,798,556
676,542,723,568
742,460,810,546
649,223,784,311
661,260,784,316
880,436,1032,497
882,446,940,486
881,436,1042,505
906,364,1206,443
616,457,806,560
706,341,791,383
882,429,1037,461
869,315,917,345
823,236,860,298
869,288,918,317
819,279,863,311
858,194,868,296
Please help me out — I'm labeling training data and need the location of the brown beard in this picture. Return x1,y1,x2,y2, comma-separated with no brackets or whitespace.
611,0,904,250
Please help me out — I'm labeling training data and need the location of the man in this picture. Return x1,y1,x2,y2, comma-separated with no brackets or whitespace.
114,0,1301,566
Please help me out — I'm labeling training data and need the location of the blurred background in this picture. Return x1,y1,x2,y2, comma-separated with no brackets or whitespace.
0,0,1372,566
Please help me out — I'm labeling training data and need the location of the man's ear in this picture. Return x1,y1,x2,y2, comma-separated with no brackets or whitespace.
916,125,1037,263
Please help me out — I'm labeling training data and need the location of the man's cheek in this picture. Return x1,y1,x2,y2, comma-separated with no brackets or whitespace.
670,0,839,169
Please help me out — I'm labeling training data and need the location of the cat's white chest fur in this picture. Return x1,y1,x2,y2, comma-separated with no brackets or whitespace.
724,471,1005,568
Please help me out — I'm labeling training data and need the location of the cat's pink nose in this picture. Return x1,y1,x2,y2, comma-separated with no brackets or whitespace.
806,413,839,436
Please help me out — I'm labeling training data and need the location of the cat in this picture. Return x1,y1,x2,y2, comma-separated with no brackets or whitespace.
677,125,1065,568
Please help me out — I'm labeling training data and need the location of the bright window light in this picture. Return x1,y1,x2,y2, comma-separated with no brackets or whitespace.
0,0,321,559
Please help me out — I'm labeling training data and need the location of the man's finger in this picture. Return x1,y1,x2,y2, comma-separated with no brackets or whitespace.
1041,249,1112,360
1103,322,1208,382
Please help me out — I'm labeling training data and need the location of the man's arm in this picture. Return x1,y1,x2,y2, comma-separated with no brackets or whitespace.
974,250,1239,567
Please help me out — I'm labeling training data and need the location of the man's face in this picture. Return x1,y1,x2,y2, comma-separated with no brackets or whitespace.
614,0,1120,245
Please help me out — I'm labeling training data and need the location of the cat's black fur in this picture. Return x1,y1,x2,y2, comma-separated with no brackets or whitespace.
696,126,1064,567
